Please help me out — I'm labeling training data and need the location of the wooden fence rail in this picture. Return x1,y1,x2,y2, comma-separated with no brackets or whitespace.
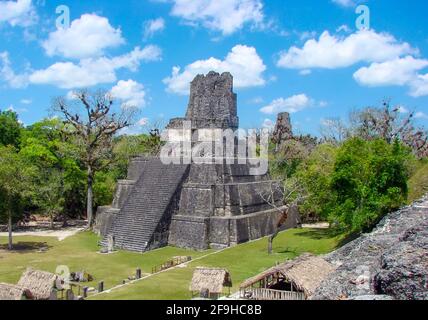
241,288,306,301
151,256,192,274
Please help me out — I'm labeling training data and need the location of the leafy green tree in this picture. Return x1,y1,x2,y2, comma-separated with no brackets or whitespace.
297,138,412,232
297,143,338,221
33,170,65,229
0,110,21,148
0,146,36,250
20,118,85,223
330,138,411,232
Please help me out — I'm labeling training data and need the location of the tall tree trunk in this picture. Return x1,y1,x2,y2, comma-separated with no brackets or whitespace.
50,213,54,230
267,230,279,255
62,214,68,228
86,166,94,229
267,208,289,254
7,211,13,251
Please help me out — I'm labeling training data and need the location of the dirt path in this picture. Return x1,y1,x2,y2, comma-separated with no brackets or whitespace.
302,222,329,229
0,226,85,241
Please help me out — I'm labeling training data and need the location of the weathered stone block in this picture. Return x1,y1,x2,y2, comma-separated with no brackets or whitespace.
179,187,213,217
169,216,210,250
112,180,135,209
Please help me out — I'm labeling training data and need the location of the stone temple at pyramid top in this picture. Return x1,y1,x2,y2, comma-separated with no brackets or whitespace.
168,71,239,131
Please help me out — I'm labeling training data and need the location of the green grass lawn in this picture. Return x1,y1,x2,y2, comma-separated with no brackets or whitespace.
0,228,345,300
408,160,428,203
0,232,209,291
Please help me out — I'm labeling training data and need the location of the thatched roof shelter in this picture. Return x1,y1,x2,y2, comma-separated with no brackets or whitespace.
190,268,232,295
240,253,336,298
17,268,58,300
0,283,32,300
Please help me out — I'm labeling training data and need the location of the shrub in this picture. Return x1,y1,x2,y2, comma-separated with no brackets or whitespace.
329,138,411,232
298,138,412,233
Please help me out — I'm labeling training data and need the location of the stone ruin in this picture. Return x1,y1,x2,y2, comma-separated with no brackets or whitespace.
313,196,428,300
95,71,301,253
272,112,293,149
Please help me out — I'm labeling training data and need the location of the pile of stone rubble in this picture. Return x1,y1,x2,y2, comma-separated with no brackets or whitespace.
313,196,428,300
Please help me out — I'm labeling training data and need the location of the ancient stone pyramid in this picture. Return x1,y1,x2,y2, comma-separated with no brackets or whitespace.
96,71,300,252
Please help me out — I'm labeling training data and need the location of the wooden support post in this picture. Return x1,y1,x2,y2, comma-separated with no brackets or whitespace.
83,287,88,298
65,289,74,301
98,281,104,293
136,268,142,279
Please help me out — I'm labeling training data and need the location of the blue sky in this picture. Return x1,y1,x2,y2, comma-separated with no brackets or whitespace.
1,0,428,136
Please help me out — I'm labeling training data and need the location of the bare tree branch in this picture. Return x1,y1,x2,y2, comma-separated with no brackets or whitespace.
52,89,138,227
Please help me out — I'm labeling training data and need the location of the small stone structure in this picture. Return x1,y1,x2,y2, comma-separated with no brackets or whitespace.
95,71,300,252
272,112,293,151
107,235,115,253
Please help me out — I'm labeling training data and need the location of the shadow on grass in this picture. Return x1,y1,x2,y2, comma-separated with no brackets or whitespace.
296,228,359,249
276,247,299,256
0,242,52,253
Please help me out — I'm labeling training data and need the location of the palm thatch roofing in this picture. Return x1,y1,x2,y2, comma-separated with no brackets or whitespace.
240,253,336,298
17,268,58,300
0,283,32,300
190,268,232,294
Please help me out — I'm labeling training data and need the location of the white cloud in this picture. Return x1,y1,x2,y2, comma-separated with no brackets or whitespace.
262,118,274,129
137,117,149,126
66,91,78,100
299,69,311,76
111,80,147,108
249,96,264,104
319,101,328,107
332,0,355,7
29,46,161,89
20,99,32,105
0,51,29,88
119,117,151,135
169,0,265,35
353,56,428,87
42,14,125,59
163,44,266,95
277,30,415,70
0,0,37,27
109,45,162,70
410,73,428,97
276,29,428,98
298,31,317,41
397,106,409,114
30,60,116,89
415,112,428,120
143,18,165,39
260,94,313,115
353,56,428,97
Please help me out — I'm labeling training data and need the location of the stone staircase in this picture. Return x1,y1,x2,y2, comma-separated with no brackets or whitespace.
101,159,189,252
